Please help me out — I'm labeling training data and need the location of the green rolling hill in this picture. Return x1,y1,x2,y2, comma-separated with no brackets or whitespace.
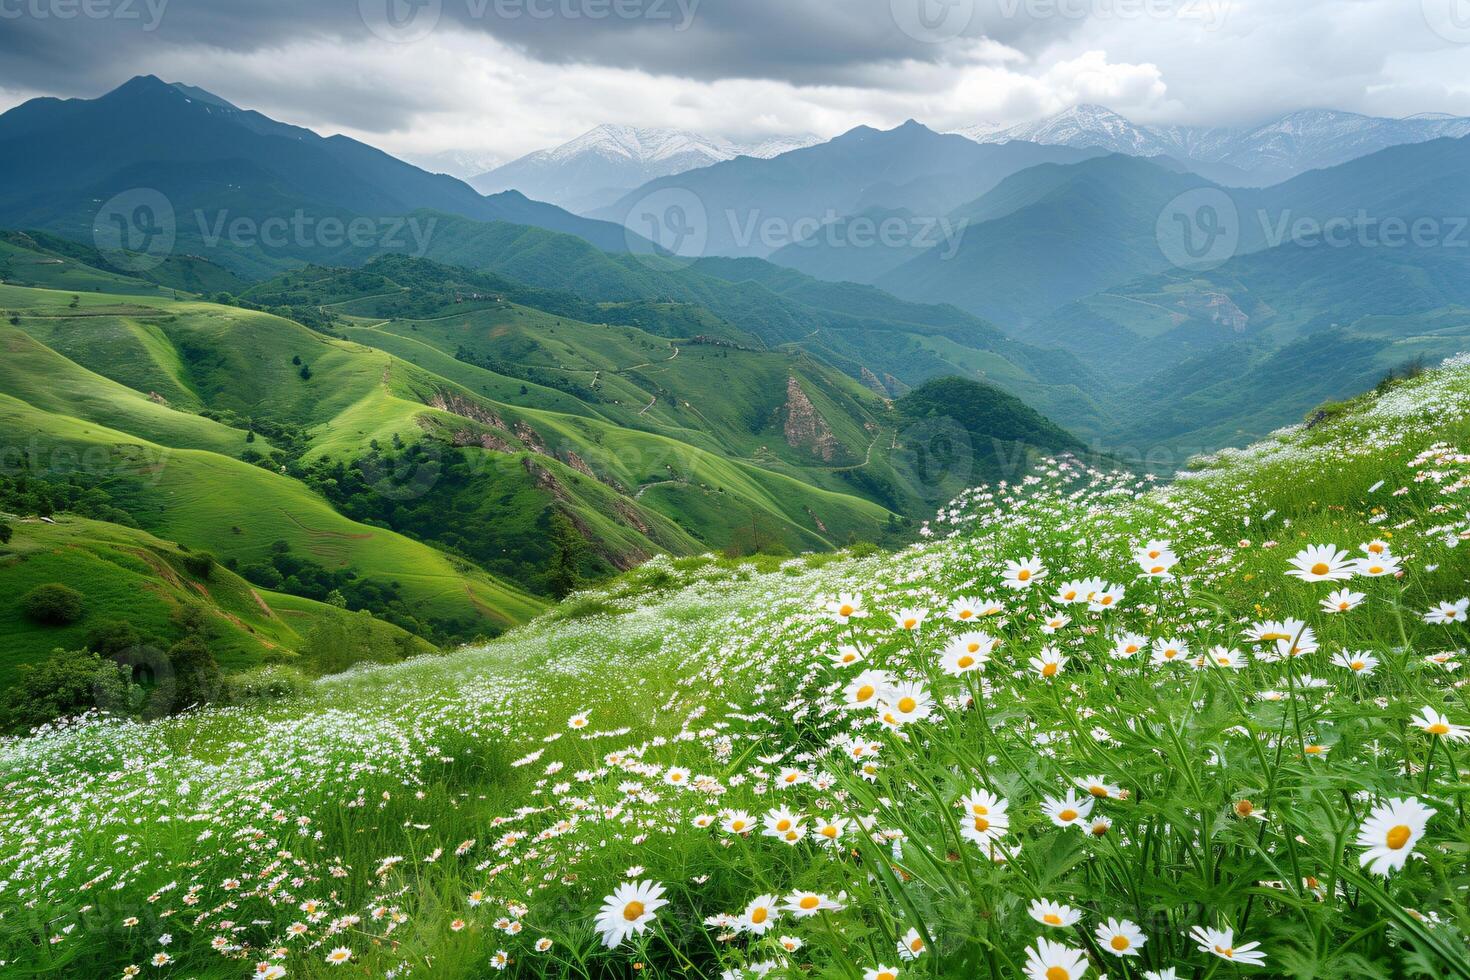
0,514,435,681
1018,236,1470,455
0,244,1093,681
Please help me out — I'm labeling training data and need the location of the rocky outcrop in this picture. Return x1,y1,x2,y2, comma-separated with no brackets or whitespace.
561,450,598,480
521,458,569,502
782,376,840,462
513,421,549,455
451,429,514,453
427,392,506,429
860,367,889,398
612,497,652,534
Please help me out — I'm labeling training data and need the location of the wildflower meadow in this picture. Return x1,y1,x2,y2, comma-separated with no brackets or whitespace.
4,357,1470,978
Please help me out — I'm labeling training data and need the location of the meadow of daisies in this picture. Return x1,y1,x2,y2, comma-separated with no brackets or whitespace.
5,358,1470,980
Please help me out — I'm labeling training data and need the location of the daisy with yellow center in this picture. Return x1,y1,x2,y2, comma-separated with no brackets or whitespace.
761,807,803,841
826,593,865,623
1111,632,1147,659
843,670,894,710
897,927,927,960
814,815,848,846
1286,544,1355,582
1028,899,1081,928
1151,638,1189,665
1030,646,1067,680
1321,588,1366,612
1413,706,1468,741
1331,651,1379,676
940,633,996,675
1042,790,1094,829
1424,598,1470,624
1076,776,1120,799
739,895,780,935
1190,925,1266,966
1356,797,1436,875
947,596,984,621
783,891,843,918
1022,938,1089,980
878,682,933,727
1003,557,1047,590
958,788,1010,846
594,880,667,948
722,810,754,834
891,607,928,632
1096,918,1145,957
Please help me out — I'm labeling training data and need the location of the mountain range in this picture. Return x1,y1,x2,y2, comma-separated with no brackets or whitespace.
592,121,1109,258
470,125,821,212
0,75,637,269
456,104,1470,226
954,104,1470,186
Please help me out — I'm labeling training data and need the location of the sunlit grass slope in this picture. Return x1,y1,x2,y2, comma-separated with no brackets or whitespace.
0,393,544,635
0,514,434,676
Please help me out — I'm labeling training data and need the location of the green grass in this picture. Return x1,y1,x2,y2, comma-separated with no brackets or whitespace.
0,320,255,455
0,514,435,678
0,392,544,635
0,276,910,593
3,353,1469,978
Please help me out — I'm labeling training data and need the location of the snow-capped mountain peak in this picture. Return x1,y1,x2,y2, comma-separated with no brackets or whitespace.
470,125,820,211
955,105,1171,157
951,104,1470,185
545,124,736,166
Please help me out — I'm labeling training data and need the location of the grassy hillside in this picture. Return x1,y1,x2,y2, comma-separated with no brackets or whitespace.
0,514,434,680
0,392,543,637
0,276,899,581
3,354,1468,977
1022,241,1470,457
238,256,1097,514
0,243,1107,613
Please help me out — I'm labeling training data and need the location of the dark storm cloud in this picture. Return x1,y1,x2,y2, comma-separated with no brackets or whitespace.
0,0,1081,97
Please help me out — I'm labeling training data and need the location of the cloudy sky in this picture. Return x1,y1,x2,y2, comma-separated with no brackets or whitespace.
2,0,1469,169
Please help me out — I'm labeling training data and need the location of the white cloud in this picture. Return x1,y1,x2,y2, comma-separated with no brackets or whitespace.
139,30,1183,160
3,0,1469,160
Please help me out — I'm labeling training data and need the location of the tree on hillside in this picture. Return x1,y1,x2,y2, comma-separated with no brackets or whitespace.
546,511,586,600
83,620,143,658
168,637,223,710
0,649,131,734
21,583,85,625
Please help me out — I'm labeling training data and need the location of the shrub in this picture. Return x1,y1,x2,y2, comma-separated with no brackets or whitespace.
0,522,12,545
167,637,223,709
83,620,144,658
179,550,216,579
21,583,85,625
547,596,621,623
222,665,311,704
0,648,131,734
240,562,285,589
